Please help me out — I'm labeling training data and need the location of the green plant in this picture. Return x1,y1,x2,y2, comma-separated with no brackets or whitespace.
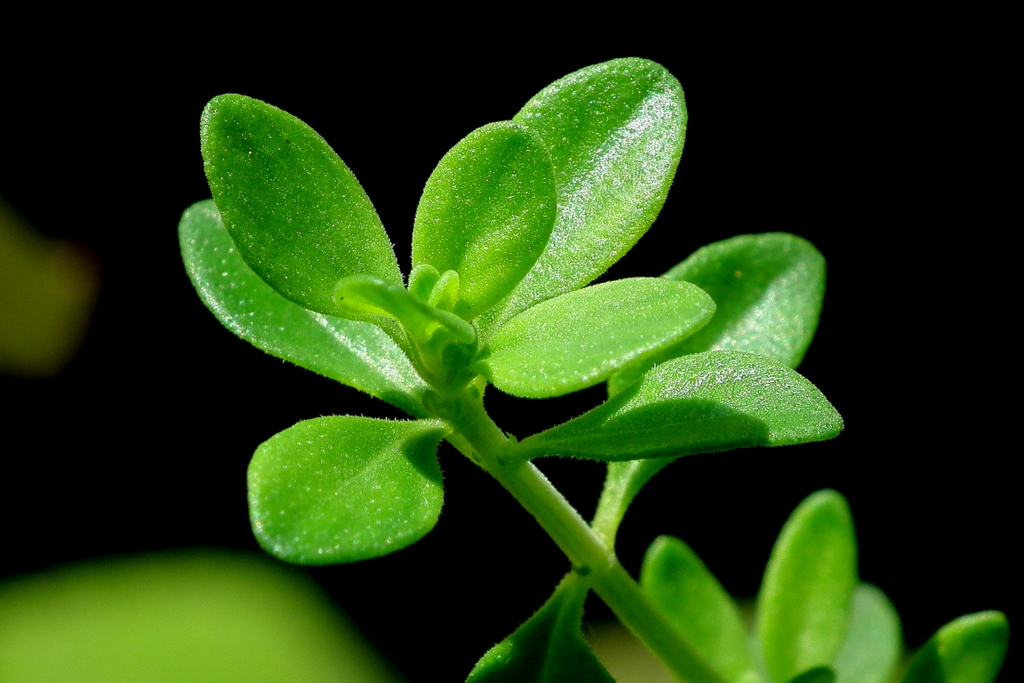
179,58,1008,682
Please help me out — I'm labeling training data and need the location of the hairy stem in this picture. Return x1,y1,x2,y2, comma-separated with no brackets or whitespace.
441,389,725,683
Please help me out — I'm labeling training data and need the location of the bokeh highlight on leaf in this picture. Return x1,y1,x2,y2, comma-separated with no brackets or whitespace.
478,58,687,337
641,536,754,682
201,94,400,315
467,573,613,683
179,200,428,417
757,490,858,683
248,417,447,565
484,278,713,398
609,233,824,396
517,351,842,462
901,611,1008,683
413,121,556,320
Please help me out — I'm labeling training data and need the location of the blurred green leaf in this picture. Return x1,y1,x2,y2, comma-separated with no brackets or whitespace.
467,573,613,683
484,278,713,398
478,58,687,337
786,667,836,683
0,551,403,682
179,200,428,417
248,416,447,565
901,611,1008,683
833,584,902,683
0,196,98,377
640,536,754,682
609,233,825,395
517,351,842,461
201,94,400,315
413,121,556,320
758,490,857,683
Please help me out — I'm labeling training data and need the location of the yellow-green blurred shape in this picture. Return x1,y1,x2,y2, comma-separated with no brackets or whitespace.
586,620,675,683
0,550,404,682
0,196,99,376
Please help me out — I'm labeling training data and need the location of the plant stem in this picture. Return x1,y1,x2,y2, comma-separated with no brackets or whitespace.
442,390,726,683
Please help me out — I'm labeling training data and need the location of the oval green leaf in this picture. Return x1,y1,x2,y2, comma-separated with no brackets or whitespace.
641,536,754,682
248,417,446,565
609,233,826,396
664,232,825,367
483,278,714,398
901,611,1008,683
467,573,613,683
412,121,556,320
201,94,401,315
516,351,843,462
757,490,858,683
477,58,687,337
833,584,902,683
179,200,427,418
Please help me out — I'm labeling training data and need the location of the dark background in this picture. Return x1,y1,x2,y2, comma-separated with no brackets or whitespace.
1,19,1013,681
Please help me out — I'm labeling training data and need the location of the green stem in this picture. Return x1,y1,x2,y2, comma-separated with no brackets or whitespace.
442,390,725,683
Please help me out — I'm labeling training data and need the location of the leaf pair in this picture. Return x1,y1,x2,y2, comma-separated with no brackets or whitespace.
641,490,1009,683
608,232,826,396
590,232,831,544
202,93,556,322
641,491,894,683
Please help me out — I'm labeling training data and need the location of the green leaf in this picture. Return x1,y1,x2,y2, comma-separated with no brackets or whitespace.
483,278,714,398
413,121,556,320
179,200,428,417
517,351,842,462
786,667,837,683
833,584,902,683
248,417,447,565
901,611,1008,683
609,233,825,396
0,551,404,682
467,573,613,683
640,536,754,682
201,94,401,315
757,490,858,683
477,58,687,337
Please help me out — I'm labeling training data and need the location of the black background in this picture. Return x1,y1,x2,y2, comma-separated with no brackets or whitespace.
1,17,1013,681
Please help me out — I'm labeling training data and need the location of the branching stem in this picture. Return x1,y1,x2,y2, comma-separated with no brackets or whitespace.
441,388,725,683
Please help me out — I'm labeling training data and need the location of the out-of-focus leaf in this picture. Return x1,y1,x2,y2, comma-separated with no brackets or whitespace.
609,233,825,395
467,573,613,683
833,584,902,683
901,611,1008,683
484,278,713,398
248,417,446,565
517,351,842,461
758,490,858,683
179,200,427,417
0,551,403,682
201,94,400,314
0,196,98,377
412,122,556,320
786,667,836,683
641,536,754,682
478,58,687,337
